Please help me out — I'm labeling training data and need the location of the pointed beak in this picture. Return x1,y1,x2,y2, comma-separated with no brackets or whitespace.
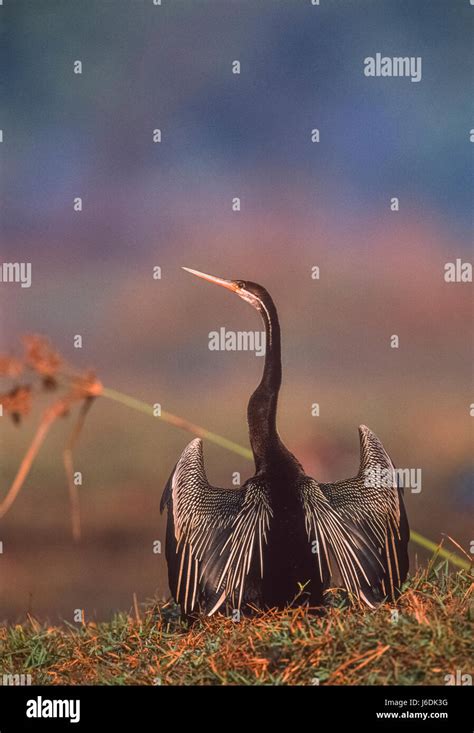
182,267,239,293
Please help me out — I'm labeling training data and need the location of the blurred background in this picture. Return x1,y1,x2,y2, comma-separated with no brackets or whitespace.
0,0,472,622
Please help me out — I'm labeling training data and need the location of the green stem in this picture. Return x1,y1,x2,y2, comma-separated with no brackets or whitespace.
410,530,470,571
100,385,470,571
100,386,253,460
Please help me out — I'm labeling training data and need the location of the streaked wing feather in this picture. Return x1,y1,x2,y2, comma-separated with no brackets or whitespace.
320,425,409,600
160,438,271,615
299,477,385,607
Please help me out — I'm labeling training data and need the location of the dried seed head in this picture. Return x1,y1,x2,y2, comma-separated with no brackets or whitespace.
23,335,62,378
70,371,102,400
42,375,58,391
0,385,32,424
0,356,24,378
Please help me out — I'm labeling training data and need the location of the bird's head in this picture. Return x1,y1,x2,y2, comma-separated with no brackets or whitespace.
182,267,272,313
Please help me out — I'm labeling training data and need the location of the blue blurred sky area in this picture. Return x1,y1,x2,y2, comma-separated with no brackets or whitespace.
1,0,473,260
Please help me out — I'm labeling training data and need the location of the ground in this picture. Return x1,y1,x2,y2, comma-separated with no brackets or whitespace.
0,566,471,686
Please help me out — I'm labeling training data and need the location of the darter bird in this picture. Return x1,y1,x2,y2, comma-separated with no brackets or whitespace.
160,269,409,615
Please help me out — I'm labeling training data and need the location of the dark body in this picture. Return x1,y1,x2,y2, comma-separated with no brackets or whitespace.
260,463,324,608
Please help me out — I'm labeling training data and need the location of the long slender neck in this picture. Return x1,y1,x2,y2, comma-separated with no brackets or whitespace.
247,295,287,472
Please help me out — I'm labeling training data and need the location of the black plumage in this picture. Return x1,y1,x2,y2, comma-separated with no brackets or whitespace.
160,269,409,615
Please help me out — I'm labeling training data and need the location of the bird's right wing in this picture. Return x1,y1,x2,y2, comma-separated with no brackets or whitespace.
160,438,271,615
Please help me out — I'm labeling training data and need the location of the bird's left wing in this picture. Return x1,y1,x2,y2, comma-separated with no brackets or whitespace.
160,438,271,615
319,425,409,600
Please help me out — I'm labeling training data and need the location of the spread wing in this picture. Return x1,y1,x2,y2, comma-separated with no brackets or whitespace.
298,477,385,607
319,425,409,600
160,438,271,615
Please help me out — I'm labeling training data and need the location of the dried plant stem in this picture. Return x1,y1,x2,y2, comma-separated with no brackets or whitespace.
442,533,473,564
63,397,95,542
132,592,141,624
328,643,390,682
0,402,65,519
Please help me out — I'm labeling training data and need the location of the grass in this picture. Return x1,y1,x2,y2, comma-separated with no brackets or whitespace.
1,565,471,686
